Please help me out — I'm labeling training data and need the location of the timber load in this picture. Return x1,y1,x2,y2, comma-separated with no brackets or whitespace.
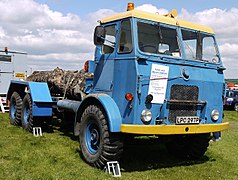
27,67,93,100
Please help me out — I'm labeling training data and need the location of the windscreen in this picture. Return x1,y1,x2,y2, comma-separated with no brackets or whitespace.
137,21,180,57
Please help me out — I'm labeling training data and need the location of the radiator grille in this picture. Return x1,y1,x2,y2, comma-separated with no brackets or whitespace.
168,85,199,123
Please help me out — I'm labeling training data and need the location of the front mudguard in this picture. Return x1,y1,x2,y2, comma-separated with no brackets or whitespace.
75,94,122,134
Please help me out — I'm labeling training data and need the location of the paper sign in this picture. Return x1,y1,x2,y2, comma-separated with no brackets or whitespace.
148,64,169,104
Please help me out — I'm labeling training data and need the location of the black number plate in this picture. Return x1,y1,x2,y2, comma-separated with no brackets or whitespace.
176,116,200,124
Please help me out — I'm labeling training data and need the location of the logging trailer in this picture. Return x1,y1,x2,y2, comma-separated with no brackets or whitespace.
7,3,229,169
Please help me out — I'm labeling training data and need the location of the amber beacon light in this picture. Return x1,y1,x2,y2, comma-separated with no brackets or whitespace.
127,2,134,11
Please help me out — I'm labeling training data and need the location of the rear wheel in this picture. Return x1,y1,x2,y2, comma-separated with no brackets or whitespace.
165,133,210,159
234,103,238,111
79,105,123,169
21,94,34,132
9,92,22,125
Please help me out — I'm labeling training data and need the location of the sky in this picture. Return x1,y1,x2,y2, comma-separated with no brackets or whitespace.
0,0,237,78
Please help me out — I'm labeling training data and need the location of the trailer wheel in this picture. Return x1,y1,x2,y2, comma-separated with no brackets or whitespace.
79,105,123,169
165,133,210,159
21,94,34,132
9,92,22,125
234,103,238,111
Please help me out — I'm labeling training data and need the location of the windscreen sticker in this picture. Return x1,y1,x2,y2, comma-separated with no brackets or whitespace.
148,64,169,104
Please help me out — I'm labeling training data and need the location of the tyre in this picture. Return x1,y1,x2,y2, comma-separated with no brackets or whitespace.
234,103,238,111
9,92,22,125
79,105,123,169
21,94,34,132
165,133,210,159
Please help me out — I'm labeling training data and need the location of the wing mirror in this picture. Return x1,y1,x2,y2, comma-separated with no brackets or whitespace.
94,26,106,46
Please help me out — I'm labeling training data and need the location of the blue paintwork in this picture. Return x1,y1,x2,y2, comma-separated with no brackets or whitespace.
85,121,100,155
57,99,80,113
79,94,122,132
28,82,52,103
88,60,95,73
97,95,122,132
7,80,52,117
28,82,52,116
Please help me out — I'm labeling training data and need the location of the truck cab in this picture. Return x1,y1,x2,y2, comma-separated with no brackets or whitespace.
92,7,227,131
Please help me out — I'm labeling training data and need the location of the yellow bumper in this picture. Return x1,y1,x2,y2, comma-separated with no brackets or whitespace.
120,122,229,135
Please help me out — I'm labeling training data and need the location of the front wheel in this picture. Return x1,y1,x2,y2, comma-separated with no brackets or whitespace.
79,105,123,169
165,133,210,159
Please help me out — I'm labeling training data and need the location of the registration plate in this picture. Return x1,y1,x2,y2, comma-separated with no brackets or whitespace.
176,116,200,125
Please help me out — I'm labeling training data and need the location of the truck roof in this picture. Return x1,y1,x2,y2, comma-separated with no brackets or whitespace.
100,9,214,34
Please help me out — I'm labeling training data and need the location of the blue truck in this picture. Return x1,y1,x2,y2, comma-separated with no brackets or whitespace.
7,3,229,169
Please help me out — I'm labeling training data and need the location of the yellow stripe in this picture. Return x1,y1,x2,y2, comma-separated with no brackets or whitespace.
100,9,214,34
120,122,229,135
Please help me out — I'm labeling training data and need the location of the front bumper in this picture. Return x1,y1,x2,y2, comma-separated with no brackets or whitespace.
120,122,229,135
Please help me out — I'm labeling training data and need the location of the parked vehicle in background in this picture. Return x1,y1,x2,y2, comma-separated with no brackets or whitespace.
224,90,238,111
0,47,27,113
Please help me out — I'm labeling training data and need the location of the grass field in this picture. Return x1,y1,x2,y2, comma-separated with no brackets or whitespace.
0,111,237,180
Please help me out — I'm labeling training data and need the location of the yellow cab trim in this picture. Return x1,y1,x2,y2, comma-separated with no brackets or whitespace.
120,122,229,135
100,9,214,34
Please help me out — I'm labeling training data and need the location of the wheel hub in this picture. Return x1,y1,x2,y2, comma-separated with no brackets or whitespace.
11,100,16,119
91,129,99,145
85,122,100,154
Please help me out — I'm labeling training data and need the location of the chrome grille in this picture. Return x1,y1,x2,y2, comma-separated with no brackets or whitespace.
168,85,199,123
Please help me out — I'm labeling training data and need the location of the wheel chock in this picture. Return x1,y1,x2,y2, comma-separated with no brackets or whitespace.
33,127,42,137
105,161,121,177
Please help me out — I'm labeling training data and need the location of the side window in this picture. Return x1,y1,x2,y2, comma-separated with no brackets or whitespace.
118,20,132,53
102,25,116,54
203,36,219,63
182,29,220,63
0,55,11,62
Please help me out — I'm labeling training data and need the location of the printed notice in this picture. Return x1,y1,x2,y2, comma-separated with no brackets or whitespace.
148,64,169,104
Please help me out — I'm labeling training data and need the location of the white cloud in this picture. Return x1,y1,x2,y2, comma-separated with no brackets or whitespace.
0,0,109,72
136,4,168,15
0,1,237,78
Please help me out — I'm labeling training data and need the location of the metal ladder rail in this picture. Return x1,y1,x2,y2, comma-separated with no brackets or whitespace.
0,95,9,113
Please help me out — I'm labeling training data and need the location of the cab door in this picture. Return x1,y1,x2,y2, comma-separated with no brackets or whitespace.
93,23,118,94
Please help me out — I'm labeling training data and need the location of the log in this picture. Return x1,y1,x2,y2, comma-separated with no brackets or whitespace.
27,67,93,100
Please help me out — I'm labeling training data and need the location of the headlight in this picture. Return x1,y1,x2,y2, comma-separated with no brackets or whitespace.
211,109,220,121
141,109,152,123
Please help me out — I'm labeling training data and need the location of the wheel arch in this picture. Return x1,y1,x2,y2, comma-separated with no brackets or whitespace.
76,94,122,132
7,81,27,101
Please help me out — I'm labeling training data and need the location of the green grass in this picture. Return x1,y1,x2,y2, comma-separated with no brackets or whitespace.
225,79,238,84
0,111,238,179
